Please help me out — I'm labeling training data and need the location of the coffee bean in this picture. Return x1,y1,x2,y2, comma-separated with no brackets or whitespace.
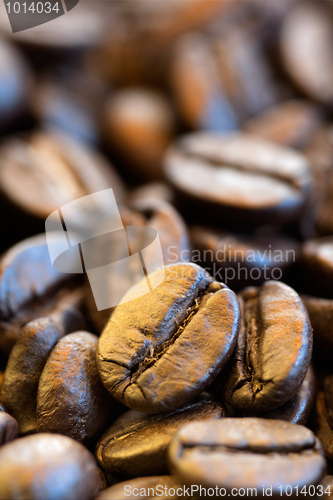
129,182,175,207
0,234,80,354
281,2,333,104
0,412,18,447
213,281,312,412
96,395,226,479
0,433,98,500
168,418,326,496
302,295,333,357
243,100,321,150
1,289,85,435
103,89,174,181
95,476,186,500
164,132,312,225
316,389,333,460
301,238,333,297
37,331,117,445
0,131,125,237
97,263,240,413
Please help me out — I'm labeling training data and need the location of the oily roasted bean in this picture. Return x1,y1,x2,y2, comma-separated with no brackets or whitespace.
164,132,312,225
0,412,18,446
86,198,190,332
37,331,117,445
168,419,326,497
103,89,174,181
281,2,333,104
0,234,80,354
0,130,125,234
243,100,321,150
1,289,85,435
96,476,186,500
190,225,298,289
96,395,227,479
301,238,333,297
0,433,98,500
97,263,240,414
316,389,333,460
213,281,312,412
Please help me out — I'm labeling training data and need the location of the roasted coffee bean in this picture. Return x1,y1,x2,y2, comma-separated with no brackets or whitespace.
1,289,85,435
301,238,333,297
0,433,98,500
243,100,321,150
96,395,226,479
0,412,18,446
213,281,312,412
170,32,237,131
256,366,315,425
0,234,81,354
164,132,312,225
129,182,175,207
190,225,298,289
103,89,174,181
86,198,190,332
37,331,117,445
96,476,186,500
168,418,326,497
281,2,333,104
98,263,240,414
0,131,125,237
316,388,333,460
0,38,32,131
302,295,333,357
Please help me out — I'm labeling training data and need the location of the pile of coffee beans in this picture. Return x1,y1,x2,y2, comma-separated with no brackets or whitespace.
2,1,333,499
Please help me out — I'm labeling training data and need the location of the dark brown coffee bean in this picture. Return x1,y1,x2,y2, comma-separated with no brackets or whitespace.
96,476,186,500
243,100,321,150
301,238,333,297
281,2,333,104
0,433,98,500
302,295,333,357
170,32,237,131
316,389,333,460
97,263,240,414
259,366,315,425
0,39,32,131
96,395,226,479
0,234,80,354
164,132,312,225
213,281,312,412
0,131,125,233
1,289,85,435
37,331,117,445
103,89,174,181
190,225,298,289
0,412,18,446
86,198,190,332
168,418,326,497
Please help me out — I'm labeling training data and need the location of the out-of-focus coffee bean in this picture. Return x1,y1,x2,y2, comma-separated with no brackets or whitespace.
0,234,81,354
86,199,191,332
96,395,226,480
243,100,321,150
316,386,333,460
37,331,117,445
96,476,187,500
301,238,333,297
1,289,85,435
103,89,174,181
165,132,312,226
281,2,333,104
0,131,125,239
213,281,312,412
190,225,299,289
302,295,333,357
168,419,326,496
129,182,175,206
0,38,32,132
97,263,240,414
0,433,99,500
170,32,237,131
0,412,18,446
